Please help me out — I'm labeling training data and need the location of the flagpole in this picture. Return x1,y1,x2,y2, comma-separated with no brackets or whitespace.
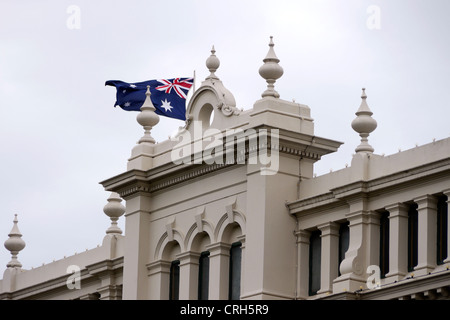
193,70,196,92
181,70,196,130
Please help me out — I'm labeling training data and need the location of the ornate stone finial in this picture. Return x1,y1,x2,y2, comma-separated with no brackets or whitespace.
205,45,220,80
351,88,378,153
4,214,26,268
136,86,160,144
103,192,126,235
259,36,284,98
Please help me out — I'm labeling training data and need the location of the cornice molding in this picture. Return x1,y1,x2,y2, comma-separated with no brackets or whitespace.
109,139,326,198
288,157,450,214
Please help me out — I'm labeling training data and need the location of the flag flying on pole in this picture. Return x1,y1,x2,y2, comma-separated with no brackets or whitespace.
105,78,194,120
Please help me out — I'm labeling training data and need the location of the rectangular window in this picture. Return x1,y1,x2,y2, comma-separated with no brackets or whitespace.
338,222,349,277
437,195,448,265
408,204,418,272
309,230,321,296
198,251,210,300
228,242,242,300
379,211,390,278
169,260,180,300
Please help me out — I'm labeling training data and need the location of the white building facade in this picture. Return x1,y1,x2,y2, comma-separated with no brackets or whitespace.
1,38,449,300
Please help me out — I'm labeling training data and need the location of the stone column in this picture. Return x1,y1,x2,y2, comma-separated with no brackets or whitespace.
385,203,409,281
147,260,171,299
414,195,438,276
333,197,369,293
206,242,231,300
295,229,311,299
242,155,299,299
367,212,382,269
122,192,152,300
177,251,200,300
317,222,340,294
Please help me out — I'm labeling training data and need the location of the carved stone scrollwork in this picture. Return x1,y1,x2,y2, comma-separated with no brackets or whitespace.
217,100,241,117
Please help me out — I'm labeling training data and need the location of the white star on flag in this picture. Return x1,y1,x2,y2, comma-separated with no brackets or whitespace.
124,102,131,107
130,84,137,88
161,99,173,112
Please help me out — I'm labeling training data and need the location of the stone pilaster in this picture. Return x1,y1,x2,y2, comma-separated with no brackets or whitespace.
414,195,438,276
317,222,340,294
147,260,171,299
206,242,231,300
122,192,152,299
176,251,200,300
385,203,409,281
295,229,311,299
333,198,369,293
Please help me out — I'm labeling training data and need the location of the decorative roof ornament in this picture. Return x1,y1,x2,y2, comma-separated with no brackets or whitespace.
4,214,26,268
259,36,284,98
205,45,220,81
103,192,126,235
186,45,239,122
136,86,160,144
351,88,378,154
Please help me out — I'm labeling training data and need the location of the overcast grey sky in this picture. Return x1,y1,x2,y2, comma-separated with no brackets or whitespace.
1,0,450,271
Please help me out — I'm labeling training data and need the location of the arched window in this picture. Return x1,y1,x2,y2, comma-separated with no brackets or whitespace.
161,240,181,300
408,203,418,272
338,222,349,276
169,260,180,300
309,230,321,296
228,241,242,300
379,211,390,278
437,195,448,265
198,251,210,300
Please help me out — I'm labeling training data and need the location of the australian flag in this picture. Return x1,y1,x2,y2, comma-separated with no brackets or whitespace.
105,78,194,121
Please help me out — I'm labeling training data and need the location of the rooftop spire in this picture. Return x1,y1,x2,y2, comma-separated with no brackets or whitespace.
259,36,284,98
136,86,160,144
351,88,377,154
205,45,220,80
4,214,26,268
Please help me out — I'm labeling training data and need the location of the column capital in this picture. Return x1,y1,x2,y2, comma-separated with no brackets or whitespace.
414,194,438,208
385,202,409,212
146,259,171,276
317,221,340,236
176,251,201,265
294,229,311,244
206,242,231,256
345,210,373,226
385,203,409,217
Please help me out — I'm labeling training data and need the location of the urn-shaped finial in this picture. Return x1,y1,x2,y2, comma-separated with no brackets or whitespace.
259,36,284,98
136,86,160,144
205,45,220,80
4,214,26,268
103,192,126,235
351,88,377,154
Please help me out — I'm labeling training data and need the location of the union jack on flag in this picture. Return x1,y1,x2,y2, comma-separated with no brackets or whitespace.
155,78,194,99
105,77,194,121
